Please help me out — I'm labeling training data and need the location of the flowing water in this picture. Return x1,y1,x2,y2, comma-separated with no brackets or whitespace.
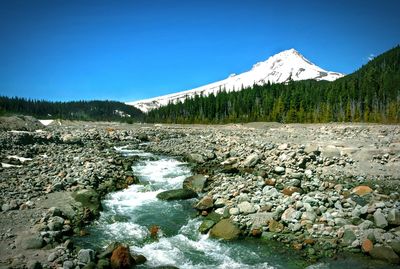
75,148,393,269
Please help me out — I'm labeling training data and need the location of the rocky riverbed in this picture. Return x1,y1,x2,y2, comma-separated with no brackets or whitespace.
0,118,399,268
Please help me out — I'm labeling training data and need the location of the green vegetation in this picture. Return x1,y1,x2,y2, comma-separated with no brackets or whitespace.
147,46,400,124
0,97,144,122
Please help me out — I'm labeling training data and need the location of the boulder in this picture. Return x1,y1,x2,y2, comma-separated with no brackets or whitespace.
389,241,400,255
248,212,274,230
370,246,400,264
78,249,96,266
72,188,101,212
156,189,198,201
195,196,214,211
281,207,300,223
352,186,373,196
268,220,284,233
187,153,205,164
110,245,135,269
199,219,215,234
209,219,241,240
243,153,260,167
237,201,256,214
361,239,373,253
388,209,400,226
183,174,207,193
19,234,44,250
373,209,388,229
341,229,356,246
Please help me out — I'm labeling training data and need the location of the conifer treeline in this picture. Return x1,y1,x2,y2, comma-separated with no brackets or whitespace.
147,46,400,124
0,97,144,122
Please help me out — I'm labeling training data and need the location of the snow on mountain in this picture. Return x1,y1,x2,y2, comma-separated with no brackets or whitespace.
127,49,344,112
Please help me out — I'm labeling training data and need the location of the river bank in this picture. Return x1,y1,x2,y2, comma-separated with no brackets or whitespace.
0,118,399,268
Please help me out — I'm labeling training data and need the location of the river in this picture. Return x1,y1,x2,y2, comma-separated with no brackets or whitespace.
75,148,393,269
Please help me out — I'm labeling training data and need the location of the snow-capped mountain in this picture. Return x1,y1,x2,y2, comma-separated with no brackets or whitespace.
127,49,344,112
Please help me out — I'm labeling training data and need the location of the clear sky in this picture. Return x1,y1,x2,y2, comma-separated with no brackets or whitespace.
0,0,399,102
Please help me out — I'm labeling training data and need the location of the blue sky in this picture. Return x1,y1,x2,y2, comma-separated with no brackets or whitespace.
0,0,399,102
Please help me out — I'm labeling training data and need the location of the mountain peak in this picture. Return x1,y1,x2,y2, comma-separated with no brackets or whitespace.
127,49,344,112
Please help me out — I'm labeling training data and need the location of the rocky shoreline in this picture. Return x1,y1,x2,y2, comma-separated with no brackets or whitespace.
0,118,400,268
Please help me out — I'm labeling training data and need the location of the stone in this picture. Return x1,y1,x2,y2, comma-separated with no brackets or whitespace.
209,219,241,240
19,234,44,250
48,216,65,231
342,229,357,247
361,239,373,253
388,209,400,226
133,254,147,265
370,246,400,264
214,198,226,208
268,220,284,233
373,209,388,229
248,212,274,230
97,259,110,269
61,134,82,144
282,186,302,196
78,249,95,265
237,201,256,214
199,219,215,234
27,261,42,269
195,196,214,211
183,174,207,193
243,153,260,167
301,212,316,223
188,153,205,164
390,241,400,255
110,245,135,269
274,166,285,174
156,189,198,201
63,261,74,269
47,252,58,262
229,207,240,215
352,186,373,196
281,207,299,223
72,188,101,211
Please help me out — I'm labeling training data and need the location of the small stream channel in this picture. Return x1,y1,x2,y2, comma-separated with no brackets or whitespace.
75,147,393,269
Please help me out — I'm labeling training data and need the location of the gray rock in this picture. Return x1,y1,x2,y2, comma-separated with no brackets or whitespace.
243,153,260,167
47,252,58,262
237,201,256,214
156,189,198,200
27,261,42,269
274,166,285,174
248,212,274,230
370,246,400,264
63,261,74,269
188,153,205,164
183,174,207,193
388,209,400,226
301,211,316,222
48,216,65,231
20,234,44,250
342,229,356,246
77,249,95,265
281,207,300,223
229,207,240,215
373,209,388,228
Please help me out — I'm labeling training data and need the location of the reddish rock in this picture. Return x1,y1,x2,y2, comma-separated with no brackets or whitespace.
149,225,159,238
362,239,373,253
352,186,373,196
304,238,316,245
268,220,284,233
293,243,303,250
110,245,135,269
265,178,276,186
282,186,302,196
251,228,262,237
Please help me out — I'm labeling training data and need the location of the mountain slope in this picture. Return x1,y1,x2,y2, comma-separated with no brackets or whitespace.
128,49,344,112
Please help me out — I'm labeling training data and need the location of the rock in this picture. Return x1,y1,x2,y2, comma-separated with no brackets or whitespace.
19,234,44,250
268,220,284,233
98,242,122,259
61,134,82,144
243,153,260,167
249,212,274,230
361,239,373,253
352,185,373,196
82,262,97,269
156,189,198,200
111,245,135,269
78,249,95,265
281,207,300,223
63,261,74,269
237,201,256,214
199,219,215,234
321,146,340,158
72,188,101,211
282,186,302,196
133,254,147,265
183,174,207,193
195,196,214,211
373,209,388,228
48,216,65,231
274,166,285,174
97,259,110,269
389,241,400,255
278,143,289,150
370,246,400,264
342,229,356,246
214,198,226,208
388,209,400,226
188,153,205,164
229,207,240,215
209,219,241,240
301,212,316,223
27,261,42,269
47,252,58,262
